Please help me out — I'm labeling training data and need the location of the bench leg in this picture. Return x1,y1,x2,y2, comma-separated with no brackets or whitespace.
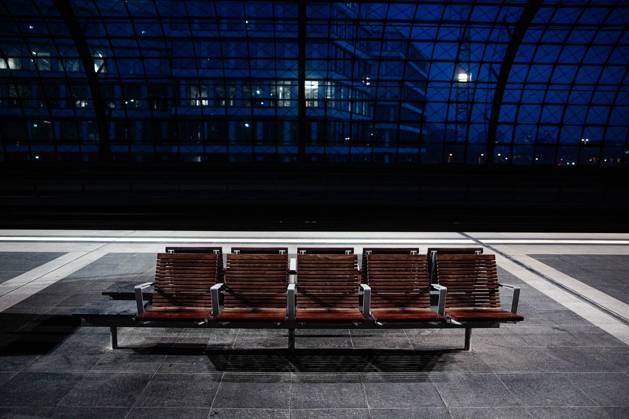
110,326,118,350
288,328,295,350
464,327,472,351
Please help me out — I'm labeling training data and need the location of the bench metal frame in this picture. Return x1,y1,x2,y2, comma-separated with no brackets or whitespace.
76,312,506,351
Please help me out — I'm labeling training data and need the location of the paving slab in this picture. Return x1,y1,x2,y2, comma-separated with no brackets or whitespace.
290,409,370,419
431,373,521,408
58,372,152,408
369,407,451,419
212,373,291,409
530,255,629,305
362,373,444,409
291,374,367,409
127,407,210,419
50,407,129,419
565,373,629,407
0,252,65,284
448,407,531,419
497,373,594,406
135,373,221,408
0,372,81,407
207,408,289,419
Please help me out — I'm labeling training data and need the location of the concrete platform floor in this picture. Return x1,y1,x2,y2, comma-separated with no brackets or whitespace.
0,231,628,418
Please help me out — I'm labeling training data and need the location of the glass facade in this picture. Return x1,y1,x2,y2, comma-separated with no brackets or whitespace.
0,1,627,166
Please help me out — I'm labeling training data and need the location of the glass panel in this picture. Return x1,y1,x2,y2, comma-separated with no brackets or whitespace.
0,1,624,166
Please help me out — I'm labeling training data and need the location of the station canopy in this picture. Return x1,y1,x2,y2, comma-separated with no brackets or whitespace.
0,1,627,167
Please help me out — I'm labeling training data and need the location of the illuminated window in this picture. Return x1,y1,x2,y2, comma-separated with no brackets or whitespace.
275,81,292,107
189,85,208,106
63,59,80,72
215,84,236,107
0,57,20,70
325,82,335,108
93,51,106,73
31,51,50,71
305,80,319,107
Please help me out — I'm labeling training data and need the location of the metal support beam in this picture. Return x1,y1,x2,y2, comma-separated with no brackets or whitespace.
110,326,118,349
288,328,295,350
297,1,307,161
464,327,472,351
486,1,542,164
53,0,110,161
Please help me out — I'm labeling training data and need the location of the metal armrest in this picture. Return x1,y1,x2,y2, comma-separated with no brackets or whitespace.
431,283,447,317
287,283,296,320
211,283,225,316
134,282,154,315
360,283,371,316
499,283,520,313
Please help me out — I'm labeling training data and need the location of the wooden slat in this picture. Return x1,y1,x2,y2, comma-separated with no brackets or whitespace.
217,308,286,321
366,254,431,310
162,246,224,280
148,253,218,313
296,254,359,309
436,254,502,310
370,308,441,321
298,247,354,255
426,248,483,282
224,253,288,309
295,308,363,321
231,247,288,254
362,248,419,281
364,248,419,255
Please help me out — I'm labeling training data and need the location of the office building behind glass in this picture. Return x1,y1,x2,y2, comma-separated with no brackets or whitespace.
0,1,627,166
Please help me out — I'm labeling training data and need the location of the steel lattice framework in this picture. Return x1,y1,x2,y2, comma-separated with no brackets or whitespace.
0,0,627,167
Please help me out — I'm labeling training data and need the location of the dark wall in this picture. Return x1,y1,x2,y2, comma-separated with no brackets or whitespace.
1,162,628,231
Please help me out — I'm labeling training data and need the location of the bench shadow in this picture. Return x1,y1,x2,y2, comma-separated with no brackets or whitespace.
0,313,462,373
0,313,81,355
133,342,459,372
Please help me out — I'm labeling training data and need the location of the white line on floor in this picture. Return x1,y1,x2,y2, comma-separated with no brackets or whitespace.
0,248,109,312
1,236,628,245
483,239,629,245
0,237,476,244
512,255,629,323
496,255,629,346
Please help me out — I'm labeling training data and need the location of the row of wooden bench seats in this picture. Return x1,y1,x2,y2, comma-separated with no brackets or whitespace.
134,247,523,325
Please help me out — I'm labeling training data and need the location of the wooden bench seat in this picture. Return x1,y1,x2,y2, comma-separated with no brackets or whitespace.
296,308,364,321
366,254,443,322
436,254,523,323
138,308,213,320
215,308,287,321
136,253,218,321
370,308,442,321
296,253,363,321
215,253,289,321
445,308,523,322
